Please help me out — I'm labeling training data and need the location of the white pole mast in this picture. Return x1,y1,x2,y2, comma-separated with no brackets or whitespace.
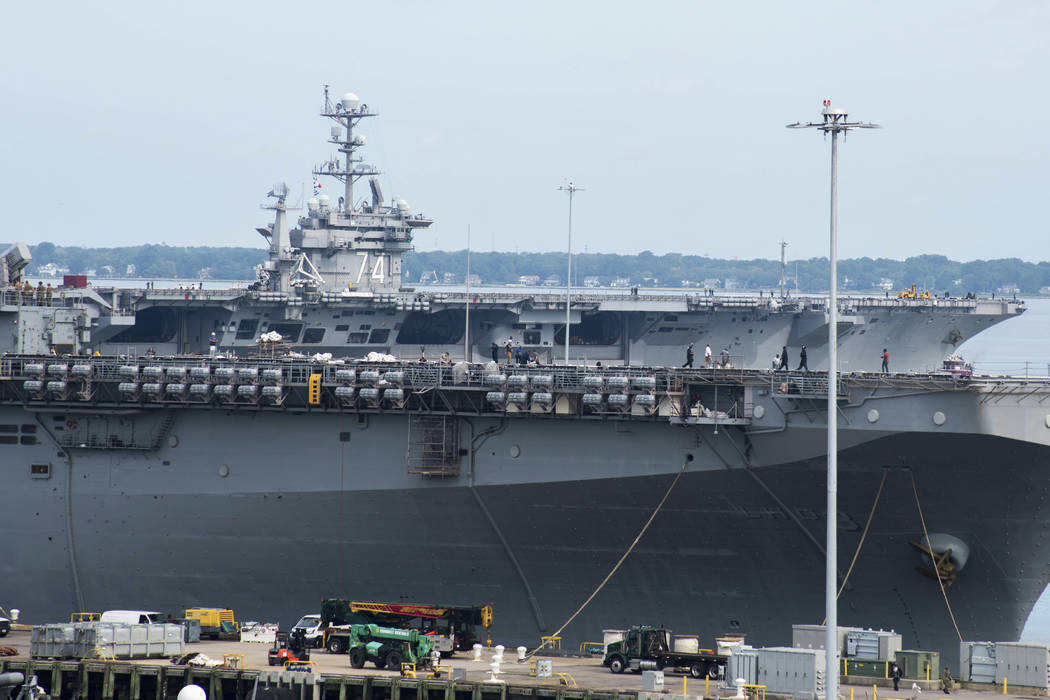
465,225,471,362
788,101,879,700
558,182,583,365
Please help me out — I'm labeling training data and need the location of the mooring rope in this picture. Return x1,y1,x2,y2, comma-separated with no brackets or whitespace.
909,470,963,642
822,468,887,625
837,469,888,600
527,457,691,657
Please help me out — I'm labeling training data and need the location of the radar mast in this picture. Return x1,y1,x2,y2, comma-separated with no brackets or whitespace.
316,85,381,216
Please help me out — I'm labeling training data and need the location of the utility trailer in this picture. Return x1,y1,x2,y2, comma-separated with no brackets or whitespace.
604,626,727,678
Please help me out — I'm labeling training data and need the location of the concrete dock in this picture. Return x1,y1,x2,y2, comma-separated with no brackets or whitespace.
0,631,1032,700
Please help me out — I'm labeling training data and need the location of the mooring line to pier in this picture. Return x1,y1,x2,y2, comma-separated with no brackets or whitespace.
35,413,85,612
527,456,692,657
821,467,889,624
837,468,888,599
910,470,963,642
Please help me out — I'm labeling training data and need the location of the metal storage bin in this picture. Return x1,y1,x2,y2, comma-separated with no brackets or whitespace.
30,624,77,659
176,618,202,643
995,642,1050,688
895,650,940,680
959,641,995,683
74,623,184,659
727,647,758,685
755,646,825,700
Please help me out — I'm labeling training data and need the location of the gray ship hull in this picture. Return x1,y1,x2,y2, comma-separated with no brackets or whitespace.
3,402,1047,669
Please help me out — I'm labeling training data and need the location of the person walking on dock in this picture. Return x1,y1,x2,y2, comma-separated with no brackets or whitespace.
891,663,901,691
778,346,789,370
796,344,808,372
881,348,890,373
704,343,713,366
683,342,695,368
940,666,953,694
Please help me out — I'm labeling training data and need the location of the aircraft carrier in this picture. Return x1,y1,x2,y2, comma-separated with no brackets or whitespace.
0,89,1041,669
1,354,1049,669
0,87,1023,370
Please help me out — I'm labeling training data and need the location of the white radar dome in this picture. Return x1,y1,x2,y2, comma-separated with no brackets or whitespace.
318,194,331,209
342,93,360,111
353,135,366,146
307,198,319,212
177,686,206,700
396,199,410,211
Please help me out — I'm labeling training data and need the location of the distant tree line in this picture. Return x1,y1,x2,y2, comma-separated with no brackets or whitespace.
10,242,1049,294
406,250,1048,295
19,242,267,280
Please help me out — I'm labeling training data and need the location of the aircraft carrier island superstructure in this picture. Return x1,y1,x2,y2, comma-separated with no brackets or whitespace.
2,353,1050,668
0,87,1023,370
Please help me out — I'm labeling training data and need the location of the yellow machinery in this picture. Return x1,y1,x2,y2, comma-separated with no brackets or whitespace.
185,608,240,640
70,612,100,622
897,284,931,300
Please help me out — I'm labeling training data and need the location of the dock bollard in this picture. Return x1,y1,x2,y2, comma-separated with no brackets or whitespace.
734,678,747,699
488,645,505,683
517,646,527,662
473,644,483,661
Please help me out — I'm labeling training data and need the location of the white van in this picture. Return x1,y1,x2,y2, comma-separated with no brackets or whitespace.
100,610,163,624
291,614,323,647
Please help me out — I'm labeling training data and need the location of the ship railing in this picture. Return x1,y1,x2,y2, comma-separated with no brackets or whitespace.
768,371,846,398
0,289,76,308
9,353,1050,397
380,362,685,394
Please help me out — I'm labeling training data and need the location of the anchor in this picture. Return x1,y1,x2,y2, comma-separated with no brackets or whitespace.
911,541,961,587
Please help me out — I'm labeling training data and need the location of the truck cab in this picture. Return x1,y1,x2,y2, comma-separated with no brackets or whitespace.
604,626,726,678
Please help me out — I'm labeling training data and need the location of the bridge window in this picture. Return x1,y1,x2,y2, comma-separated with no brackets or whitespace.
268,323,303,343
347,332,369,344
368,329,390,344
395,310,465,345
553,311,622,346
302,328,326,343
235,318,259,340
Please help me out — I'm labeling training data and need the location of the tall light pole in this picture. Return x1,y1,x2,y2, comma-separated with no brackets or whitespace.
465,224,471,362
788,101,879,700
558,182,583,364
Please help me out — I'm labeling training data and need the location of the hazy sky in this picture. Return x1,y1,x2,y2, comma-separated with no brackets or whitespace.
2,1,1046,261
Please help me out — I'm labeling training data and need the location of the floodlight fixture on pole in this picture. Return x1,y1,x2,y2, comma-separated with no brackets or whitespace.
558,181,584,365
787,100,879,700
